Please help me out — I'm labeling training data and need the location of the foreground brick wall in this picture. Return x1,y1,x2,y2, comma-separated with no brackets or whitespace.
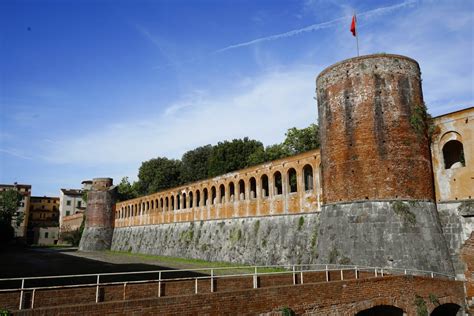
10,275,464,316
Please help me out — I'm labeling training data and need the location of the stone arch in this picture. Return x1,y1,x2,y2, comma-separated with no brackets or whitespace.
287,168,298,193
177,194,181,210
238,179,246,200
203,188,209,206
196,190,201,207
165,197,169,211
261,174,269,198
352,298,406,316
303,164,314,191
274,171,283,195
228,182,235,201
211,186,216,205
160,198,164,211
189,191,193,208
430,303,461,316
442,140,465,169
219,184,225,203
249,177,257,199
171,196,175,210
182,192,187,209
356,305,404,316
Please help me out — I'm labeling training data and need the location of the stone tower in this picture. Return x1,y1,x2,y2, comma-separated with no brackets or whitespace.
79,178,116,251
315,54,454,274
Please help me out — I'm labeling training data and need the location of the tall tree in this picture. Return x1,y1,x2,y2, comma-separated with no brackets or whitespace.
116,177,139,202
207,137,264,177
180,145,213,184
0,189,22,242
283,124,320,155
137,157,182,194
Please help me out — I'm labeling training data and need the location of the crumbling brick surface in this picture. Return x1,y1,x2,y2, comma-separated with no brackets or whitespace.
317,54,434,204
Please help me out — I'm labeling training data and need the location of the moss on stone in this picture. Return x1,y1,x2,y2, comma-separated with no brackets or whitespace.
298,216,304,231
393,201,416,225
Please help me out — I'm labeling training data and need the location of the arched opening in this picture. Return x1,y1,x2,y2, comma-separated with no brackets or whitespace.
160,198,164,211
303,164,314,191
171,196,175,210
211,186,216,205
443,140,465,169
431,303,461,316
239,179,246,200
229,182,235,201
250,177,257,199
203,188,208,206
189,192,193,208
356,305,404,316
196,190,201,207
274,171,282,195
219,184,225,203
151,200,154,210
141,202,145,215
182,193,187,209
146,201,150,213
261,174,269,197
288,168,298,193
177,194,181,210
165,197,169,211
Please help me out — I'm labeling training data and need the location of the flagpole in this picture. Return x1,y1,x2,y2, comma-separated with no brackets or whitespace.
355,11,360,57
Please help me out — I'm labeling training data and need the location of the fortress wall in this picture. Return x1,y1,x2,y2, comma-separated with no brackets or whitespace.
315,54,454,274
114,150,321,228
112,213,320,265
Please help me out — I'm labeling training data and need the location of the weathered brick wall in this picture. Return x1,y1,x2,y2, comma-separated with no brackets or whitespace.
317,54,434,204
9,276,465,316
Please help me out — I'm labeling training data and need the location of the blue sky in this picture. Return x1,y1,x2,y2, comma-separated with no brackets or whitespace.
1,0,473,196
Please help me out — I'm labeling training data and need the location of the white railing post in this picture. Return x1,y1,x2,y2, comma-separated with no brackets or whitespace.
404,269,407,275
31,289,35,309
158,271,162,297
355,266,358,279
195,278,198,294
211,269,214,292
431,272,434,278
325,265,329,282
19,278,25,310
292,265,296,285
123,282,127,300
340,269,344,281
253,267,258,289
381,268,384,277
375,268,378,277
95,274,100,303
300,270,304,284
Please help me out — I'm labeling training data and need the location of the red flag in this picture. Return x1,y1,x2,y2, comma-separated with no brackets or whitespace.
350,15,356,37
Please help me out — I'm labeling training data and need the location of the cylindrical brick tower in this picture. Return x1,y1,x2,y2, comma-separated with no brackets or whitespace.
79,178,116,251
315,54,454,274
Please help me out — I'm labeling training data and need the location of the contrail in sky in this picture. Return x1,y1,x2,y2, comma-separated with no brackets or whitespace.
215,0,417,53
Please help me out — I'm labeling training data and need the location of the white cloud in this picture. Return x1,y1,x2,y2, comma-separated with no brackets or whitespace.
43,67,319,167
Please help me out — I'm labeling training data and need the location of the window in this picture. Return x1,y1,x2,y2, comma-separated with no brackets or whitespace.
66,200,71,206
182,193,187,209
443,140,465,169
261,175,269,197
229,182,235,201
249,177,257,199
219,184,225,203
45,232,49,238
211,186,216,205
196,190,201,207
274,172,282,195
77,201,82,208
66,211,70,216
238,180,246,200
288,168,298,193
303,165,314,191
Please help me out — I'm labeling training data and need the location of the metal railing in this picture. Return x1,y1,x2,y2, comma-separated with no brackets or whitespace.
0,264,456,310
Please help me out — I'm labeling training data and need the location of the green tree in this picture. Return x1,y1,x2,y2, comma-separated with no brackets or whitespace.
282,124,320,155
116,177,139,202
137,157,182,195
207,137,264,177
0,189,22,242
181,145,213,183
